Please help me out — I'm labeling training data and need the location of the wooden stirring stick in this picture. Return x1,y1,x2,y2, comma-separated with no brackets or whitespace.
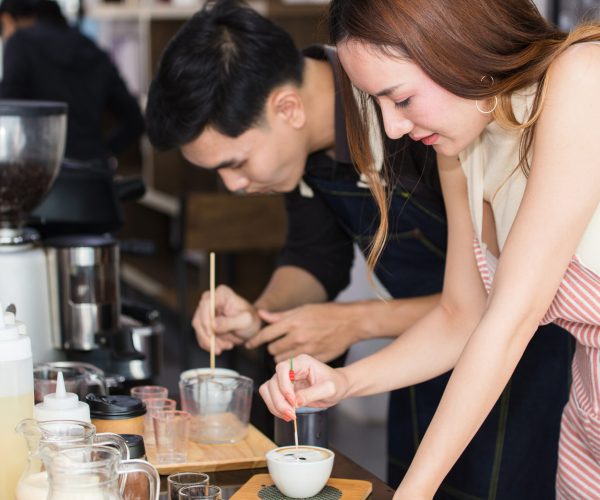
209,251,216,373
290,357,299,449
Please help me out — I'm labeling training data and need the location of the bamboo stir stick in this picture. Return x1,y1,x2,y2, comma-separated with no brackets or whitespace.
209,251,216,373
290,357,299,449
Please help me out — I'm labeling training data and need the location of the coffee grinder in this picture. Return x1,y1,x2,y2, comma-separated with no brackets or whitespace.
0,99,163,385
0,100,66,363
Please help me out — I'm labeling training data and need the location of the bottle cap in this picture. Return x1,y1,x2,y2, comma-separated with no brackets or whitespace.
86,394,146,420
119,434,146,459
0,303,31,362
34,371,91,423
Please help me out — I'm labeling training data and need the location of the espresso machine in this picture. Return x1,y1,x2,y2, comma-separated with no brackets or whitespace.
0,99,163,386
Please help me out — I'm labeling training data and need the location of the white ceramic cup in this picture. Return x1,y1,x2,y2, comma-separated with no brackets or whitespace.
179,367,238,381
266,445,335,498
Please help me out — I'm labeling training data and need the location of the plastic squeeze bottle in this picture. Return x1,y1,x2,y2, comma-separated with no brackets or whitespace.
34,371,91,423
0,304,34,499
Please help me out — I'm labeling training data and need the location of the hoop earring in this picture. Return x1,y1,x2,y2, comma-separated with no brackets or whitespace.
475,96,498,114
476,75,498,114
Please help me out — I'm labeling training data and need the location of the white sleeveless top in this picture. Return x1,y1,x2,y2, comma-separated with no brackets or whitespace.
458,85,600,276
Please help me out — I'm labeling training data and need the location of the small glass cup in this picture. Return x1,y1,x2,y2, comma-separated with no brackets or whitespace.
167,472,210,500
178,485,222,500
143,397,176,446
130,385,168,402
153,410,191,464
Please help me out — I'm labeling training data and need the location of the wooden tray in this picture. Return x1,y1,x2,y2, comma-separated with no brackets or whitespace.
147,425,277,475
231,474,373,499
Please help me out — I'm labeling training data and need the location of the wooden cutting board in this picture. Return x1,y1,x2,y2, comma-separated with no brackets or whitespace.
147,425,277,475
231,474,373,499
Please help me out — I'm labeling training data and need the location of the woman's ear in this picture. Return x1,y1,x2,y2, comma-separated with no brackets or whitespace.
269,87,306,129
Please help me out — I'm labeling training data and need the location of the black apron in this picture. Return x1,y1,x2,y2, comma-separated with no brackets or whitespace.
305,172,572,500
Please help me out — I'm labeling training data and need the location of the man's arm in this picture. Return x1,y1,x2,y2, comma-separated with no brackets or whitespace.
253,265,328,311
248,291,439,363
0,34,32,98
105,58,145,154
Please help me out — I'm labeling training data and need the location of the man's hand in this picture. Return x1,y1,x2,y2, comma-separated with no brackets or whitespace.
245,302,362,363
192,284,262,354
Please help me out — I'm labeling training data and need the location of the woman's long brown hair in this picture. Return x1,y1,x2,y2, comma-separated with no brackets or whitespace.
328,0,600,271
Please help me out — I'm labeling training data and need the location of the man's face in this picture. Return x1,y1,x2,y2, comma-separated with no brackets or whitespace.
181,111,309,194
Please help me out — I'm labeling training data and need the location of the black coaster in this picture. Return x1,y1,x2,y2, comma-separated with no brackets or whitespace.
258,485,342,500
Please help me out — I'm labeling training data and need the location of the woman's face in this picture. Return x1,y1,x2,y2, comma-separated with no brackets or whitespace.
337,39,492,157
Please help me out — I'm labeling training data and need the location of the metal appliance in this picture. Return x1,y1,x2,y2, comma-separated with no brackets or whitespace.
49,235,120,351
0,99,162,384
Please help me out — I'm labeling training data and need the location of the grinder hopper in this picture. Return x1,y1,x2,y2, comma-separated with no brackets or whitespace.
0,100,66,242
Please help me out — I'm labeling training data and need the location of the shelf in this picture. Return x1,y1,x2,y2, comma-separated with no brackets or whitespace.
139,187,180,217
86,1,268,20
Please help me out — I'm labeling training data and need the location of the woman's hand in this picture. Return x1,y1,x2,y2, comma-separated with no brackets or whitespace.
259,354,350,420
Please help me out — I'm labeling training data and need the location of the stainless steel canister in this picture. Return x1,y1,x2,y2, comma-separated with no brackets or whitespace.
48,235,120,350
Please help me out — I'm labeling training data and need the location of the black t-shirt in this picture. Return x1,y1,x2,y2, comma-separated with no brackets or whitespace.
278,46,444,299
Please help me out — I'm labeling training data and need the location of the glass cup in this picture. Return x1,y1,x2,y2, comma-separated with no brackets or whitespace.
153,410,191,464
167,472,209,500
179,367,238,382
143,397,176,446
34,364,107,403
179,374,253,444
178,485,222,500
130,385,168,402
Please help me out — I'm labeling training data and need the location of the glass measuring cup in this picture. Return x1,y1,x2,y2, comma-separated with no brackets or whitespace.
15,419,128,500
43,445,159,500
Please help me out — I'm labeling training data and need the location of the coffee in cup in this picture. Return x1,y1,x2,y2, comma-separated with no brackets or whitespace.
266,445,334,498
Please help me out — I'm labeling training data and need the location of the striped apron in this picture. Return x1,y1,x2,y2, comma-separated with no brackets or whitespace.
474,240,600,499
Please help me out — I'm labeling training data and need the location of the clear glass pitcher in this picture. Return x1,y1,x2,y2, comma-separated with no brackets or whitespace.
43,445,159,500
15,419,129,500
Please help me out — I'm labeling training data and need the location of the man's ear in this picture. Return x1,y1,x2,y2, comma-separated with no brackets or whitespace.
269,87,306,129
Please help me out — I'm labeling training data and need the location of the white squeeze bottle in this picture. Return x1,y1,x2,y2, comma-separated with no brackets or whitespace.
34,371,91,423
0,304,34,499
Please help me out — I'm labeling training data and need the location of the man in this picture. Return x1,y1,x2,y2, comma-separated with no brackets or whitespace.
0,0,144,165
145,2,572,498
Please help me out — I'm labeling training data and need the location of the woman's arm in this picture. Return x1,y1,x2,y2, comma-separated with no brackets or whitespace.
260,153,489,416
397,44,600,499
340,152,487,397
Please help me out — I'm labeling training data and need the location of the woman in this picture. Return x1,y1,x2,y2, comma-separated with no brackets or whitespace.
259,1,600,498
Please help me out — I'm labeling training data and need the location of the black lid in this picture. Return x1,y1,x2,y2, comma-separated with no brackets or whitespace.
45,234,117,248
120,434,146,459
0,100,67,117
86,394,146,419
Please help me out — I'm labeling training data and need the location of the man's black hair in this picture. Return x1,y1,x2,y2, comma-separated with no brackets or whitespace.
146,0,304,150
0,0,39,18
0,0,67,26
